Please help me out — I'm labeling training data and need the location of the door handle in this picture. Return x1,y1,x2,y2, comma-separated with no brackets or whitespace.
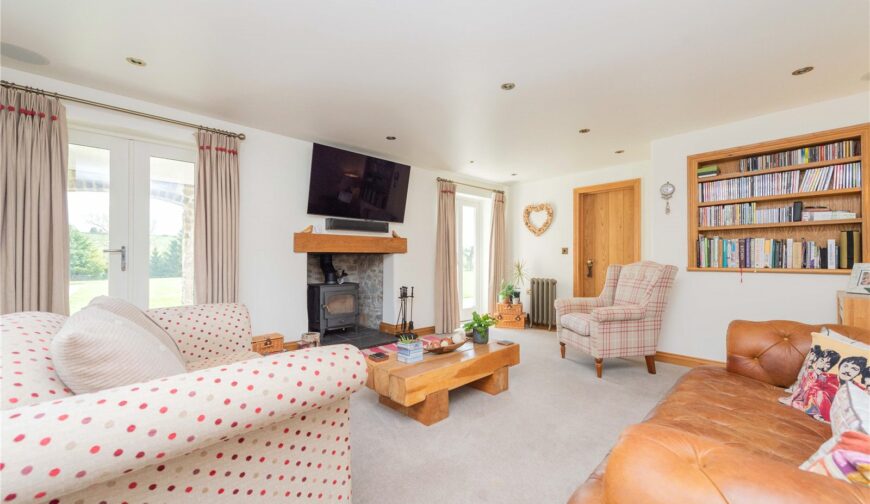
103,245,127,272
586,259,593,278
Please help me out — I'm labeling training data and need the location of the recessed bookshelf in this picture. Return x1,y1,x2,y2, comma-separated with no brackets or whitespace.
687,123,869,274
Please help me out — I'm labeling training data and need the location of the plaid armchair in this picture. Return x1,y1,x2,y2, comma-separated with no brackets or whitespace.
556,261,677,378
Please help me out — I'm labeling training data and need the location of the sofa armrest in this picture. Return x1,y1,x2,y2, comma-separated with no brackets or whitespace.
602,423,869,504
591,304,645,323
146,303,252,363
1,344,366,502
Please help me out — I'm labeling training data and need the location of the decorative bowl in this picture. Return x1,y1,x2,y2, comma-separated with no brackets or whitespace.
423,337,470,354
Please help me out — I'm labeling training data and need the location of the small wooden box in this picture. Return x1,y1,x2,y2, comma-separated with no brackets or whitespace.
497,302,523,316
252,333,285,355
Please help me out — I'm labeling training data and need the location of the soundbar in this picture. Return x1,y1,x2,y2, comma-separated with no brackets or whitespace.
325,218,389,233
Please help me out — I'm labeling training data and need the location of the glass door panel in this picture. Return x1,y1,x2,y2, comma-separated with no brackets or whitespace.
147,156,196,308
460,204,478,319
67,132,130,313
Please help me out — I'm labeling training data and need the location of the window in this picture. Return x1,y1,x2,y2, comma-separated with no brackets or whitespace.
456,193,491,320
67,130,196,312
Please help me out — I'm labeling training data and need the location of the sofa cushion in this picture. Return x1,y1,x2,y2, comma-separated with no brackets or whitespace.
561,313,592,335
0,312,74,410
186,350,263,371
50,306,187,394
781,331,869,423
645,366,831,465
88,296,183,361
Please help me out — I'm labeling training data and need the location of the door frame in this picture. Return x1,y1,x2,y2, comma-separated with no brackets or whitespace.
572,178,642,296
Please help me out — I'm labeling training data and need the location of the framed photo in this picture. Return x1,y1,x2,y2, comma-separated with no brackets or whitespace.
846,263,870,294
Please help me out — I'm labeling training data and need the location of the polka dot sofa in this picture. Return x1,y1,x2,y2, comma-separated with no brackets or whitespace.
1,303,367,503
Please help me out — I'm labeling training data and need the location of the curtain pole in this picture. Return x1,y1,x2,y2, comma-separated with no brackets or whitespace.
1,80,246,140
436,177,504,194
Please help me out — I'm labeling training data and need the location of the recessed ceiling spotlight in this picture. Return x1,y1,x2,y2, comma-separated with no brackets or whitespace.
469,160,475,164
126,56,146,67
791,66,814,76
615,149,625,154
578,128,591,134
385,136,397,140
511,173,518,177
500,82,516,90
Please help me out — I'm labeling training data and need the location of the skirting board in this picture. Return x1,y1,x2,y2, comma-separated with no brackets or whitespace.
654,351,724,368
379,322,436,336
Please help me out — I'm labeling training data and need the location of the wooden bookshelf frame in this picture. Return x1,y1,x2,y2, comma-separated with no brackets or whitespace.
686,123,870,274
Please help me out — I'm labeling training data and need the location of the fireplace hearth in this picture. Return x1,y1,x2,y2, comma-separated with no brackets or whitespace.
306,253,396,349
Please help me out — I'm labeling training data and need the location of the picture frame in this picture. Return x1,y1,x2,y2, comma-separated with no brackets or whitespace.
846,263,870,294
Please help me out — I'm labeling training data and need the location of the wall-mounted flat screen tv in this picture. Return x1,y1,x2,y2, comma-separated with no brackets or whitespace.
306,143,411,223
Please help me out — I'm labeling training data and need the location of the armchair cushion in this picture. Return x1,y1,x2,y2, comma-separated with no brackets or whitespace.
590,304,645,323
50,306,187,394
561,313,592,336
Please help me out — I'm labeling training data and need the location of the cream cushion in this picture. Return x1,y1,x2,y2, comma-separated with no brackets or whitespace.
51,302,187,394
88,296,183,360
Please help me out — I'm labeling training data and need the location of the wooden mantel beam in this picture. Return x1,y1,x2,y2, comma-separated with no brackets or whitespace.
293,233,407,254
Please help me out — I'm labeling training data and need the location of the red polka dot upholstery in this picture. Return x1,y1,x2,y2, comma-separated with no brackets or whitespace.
146,304,252,365
1,312,74,410
1,305,366,503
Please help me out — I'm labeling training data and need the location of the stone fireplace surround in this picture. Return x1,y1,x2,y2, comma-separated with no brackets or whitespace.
306,253,384,329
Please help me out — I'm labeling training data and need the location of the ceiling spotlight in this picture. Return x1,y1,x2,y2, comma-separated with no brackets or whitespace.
126,56,146,67
791,66,814,76
578,128,591,134
385,136,397,140
615,149,625,154
469,160,475,164
500,82,516,90
511,173,518,177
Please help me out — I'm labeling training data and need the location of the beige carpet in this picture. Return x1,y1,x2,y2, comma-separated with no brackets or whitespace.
350,328,688,503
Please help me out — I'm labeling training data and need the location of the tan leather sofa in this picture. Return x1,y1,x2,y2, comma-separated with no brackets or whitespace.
568,320,870,504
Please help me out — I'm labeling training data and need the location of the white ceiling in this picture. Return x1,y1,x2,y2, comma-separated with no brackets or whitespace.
2,0,868,182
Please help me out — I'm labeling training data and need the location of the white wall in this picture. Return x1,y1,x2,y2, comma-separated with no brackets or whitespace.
509,92,870,361
3,68,505,336
508,160,651,305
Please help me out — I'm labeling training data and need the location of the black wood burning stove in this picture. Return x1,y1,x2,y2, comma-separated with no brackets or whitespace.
307,283,360,338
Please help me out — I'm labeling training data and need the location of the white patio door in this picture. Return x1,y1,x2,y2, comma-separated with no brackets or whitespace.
67,130,196,313
457,193,488,320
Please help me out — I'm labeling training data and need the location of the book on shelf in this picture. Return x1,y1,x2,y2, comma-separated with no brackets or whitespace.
738,139,860,172
698,162,861,202
838,231,861,269
801,208,857,221
697,164,720,178
696,235,849,270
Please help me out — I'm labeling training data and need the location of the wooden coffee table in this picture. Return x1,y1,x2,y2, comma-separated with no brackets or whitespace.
365,341,520,425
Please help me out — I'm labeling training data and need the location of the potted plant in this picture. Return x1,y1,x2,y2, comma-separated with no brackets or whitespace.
463,311,496,344
512,260,528,304
499,280,514,305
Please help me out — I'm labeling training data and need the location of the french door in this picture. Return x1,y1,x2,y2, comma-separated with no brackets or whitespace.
456,193,488,320
67,130,196,312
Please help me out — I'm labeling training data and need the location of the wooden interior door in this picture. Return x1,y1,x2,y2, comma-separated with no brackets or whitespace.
573,179,641,296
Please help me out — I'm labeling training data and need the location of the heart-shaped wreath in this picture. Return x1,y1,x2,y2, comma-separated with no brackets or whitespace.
523,203,553,236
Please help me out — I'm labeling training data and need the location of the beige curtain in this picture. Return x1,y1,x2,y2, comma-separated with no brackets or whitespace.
0,87,69,315
194,130,240,303
487,192,505,313
435,180,459,333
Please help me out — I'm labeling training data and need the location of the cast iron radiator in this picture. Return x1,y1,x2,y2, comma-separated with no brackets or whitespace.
529,278,557,329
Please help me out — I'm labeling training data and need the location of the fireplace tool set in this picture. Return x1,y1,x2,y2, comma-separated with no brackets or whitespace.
395,286,415,338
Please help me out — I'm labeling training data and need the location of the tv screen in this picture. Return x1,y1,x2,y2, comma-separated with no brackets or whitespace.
307,144,411,223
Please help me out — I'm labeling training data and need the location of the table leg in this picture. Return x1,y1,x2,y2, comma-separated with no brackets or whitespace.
378,389,449,426
469,366,509,395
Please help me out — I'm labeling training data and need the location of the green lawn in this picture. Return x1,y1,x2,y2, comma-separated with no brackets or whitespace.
69,277,184,313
